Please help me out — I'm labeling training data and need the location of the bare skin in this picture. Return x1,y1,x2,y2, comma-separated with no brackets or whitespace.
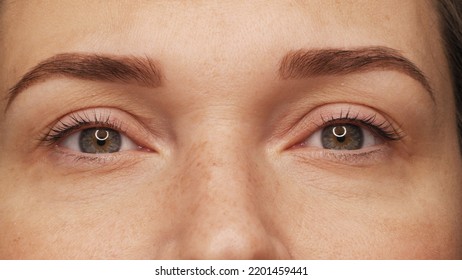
0,0,461,259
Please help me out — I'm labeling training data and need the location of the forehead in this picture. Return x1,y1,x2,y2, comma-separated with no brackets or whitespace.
0,0,446,95
1,0,439,48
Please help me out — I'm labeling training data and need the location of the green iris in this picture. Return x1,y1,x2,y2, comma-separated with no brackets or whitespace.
321,124,364,150
79,128,122,153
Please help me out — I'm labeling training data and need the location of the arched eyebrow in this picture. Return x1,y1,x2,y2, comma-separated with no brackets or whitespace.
4,53,163,111
279,47,434,102
4,47,434,112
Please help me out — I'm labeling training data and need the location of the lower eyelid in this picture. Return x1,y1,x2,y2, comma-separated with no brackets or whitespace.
48,145,150,171
291,145,390,167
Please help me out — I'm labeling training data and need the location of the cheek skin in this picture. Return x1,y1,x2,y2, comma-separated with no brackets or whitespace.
0,162,175,259
270,148,462,259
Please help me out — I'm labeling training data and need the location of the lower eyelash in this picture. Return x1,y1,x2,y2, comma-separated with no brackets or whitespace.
294,147,389,167
50,147,135,169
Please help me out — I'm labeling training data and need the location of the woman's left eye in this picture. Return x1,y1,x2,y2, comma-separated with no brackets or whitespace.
60,127,140,154
303,124,383,150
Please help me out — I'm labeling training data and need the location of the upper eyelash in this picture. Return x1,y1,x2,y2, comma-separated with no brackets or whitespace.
41,108,403,149
40,111,125,146
317,109,404,141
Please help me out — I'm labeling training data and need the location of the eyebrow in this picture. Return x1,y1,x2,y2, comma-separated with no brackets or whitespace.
279,47,434,101
5,47,433,111
5,53,163,110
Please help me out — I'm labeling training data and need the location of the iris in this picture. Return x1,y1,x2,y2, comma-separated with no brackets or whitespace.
78,128,122,153
321,124,364,150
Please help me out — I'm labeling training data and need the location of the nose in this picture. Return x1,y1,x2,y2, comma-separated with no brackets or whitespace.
175,139,290,259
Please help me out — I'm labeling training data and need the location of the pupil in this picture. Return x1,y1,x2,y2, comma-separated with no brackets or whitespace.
97,139,106,146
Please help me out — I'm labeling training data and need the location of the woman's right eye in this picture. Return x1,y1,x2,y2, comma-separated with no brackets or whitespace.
60,127,141,154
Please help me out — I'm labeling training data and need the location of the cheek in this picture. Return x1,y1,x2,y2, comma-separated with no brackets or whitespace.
372,210,462,259
1,143,461,259
284,194,462,259
0,169,174,259
273,159,462,259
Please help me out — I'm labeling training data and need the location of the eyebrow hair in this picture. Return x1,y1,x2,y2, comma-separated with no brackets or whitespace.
5,53,163,110
279,47,434,101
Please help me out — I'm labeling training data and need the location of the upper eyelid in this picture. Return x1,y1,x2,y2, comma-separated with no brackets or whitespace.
315,116,403,141
39,108,156,150
41,118,127,145
41,110,126,144
274,104,404,150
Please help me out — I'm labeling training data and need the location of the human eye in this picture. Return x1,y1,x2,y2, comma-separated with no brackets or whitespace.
60,127,138,154
302,111,402,150
41,108,152,162
289,104,404,164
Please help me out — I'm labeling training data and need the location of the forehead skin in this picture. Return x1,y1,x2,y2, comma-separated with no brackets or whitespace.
0,0,461,259
0,1,453,135
0,0,449,98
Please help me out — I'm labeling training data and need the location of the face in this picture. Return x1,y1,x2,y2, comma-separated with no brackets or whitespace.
0,0,461,259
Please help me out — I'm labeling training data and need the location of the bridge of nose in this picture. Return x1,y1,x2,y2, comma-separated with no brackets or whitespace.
164,114,288,259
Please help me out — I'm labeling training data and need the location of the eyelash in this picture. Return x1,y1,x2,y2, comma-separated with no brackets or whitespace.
313,109,403,142
41,107,402,158
41,111,126,146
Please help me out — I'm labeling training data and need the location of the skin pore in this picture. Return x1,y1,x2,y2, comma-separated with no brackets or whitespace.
0,0,461,259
